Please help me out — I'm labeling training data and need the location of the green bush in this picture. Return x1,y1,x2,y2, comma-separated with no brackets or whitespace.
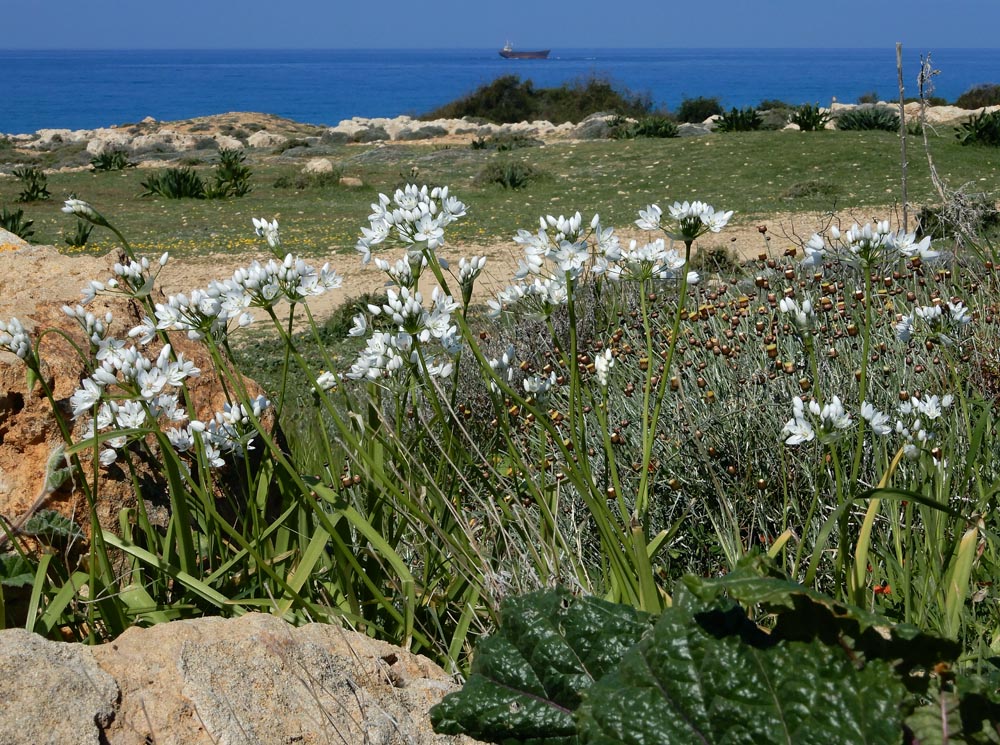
790,103,831,131
676,96,723,123
954,83,1000,110
90,148,134,172
140,167,206,199
857,90,880,104
956,110,1000,147
206,148,252,198
424,74,654,124
273,138,311,154
716,106,763,133
273,169,343,190
0,205,34,240
12,166,50,203
609,114,679,140
469,133,544,151
836,106,900,131
476,160,537,189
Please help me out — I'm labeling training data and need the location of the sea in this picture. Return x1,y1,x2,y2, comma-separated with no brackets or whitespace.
3,47,1000,135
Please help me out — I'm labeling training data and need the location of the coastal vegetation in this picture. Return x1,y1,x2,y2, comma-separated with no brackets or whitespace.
420,74,657,123
2,82,1000,739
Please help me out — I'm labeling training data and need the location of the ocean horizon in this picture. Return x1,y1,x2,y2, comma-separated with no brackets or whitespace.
4,47,999,135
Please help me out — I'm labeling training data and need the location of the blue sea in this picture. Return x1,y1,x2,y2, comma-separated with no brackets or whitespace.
3,48,999,135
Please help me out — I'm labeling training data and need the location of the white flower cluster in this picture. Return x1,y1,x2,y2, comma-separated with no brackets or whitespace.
346,286,459,382
782,392,953,460
489,201,729,319
488,345,517,393
635,200,733,242
779,294,816,336
782,395,854,445
801,222,940,270
355,185,466,264
136,251,342,342
896,300,972,347
0,318,31,360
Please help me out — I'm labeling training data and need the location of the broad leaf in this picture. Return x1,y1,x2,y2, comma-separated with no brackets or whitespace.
0,552,34,588
577,598,905,744
431,588,654,743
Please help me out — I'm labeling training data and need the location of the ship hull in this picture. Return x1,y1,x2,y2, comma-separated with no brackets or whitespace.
499,49,550,59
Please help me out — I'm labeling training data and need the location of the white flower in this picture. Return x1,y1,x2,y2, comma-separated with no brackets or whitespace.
635,204,663,231
860,402,892,436
0,318,31,360
70,378,103,418
252,217,280,249
62,198,108,226
594,348,614,387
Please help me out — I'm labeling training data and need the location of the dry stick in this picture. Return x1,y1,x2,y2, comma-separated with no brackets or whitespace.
919,54,948,203
897,42,909,232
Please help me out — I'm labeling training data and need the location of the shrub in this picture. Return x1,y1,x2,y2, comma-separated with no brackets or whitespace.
608,114,678,140
476,160,537,189
836,106,900,131
469,133,543,151
956,110,1000,147
90,148,134,172
790,103,831,131
676,96,723,123
857,90,880,104
206,148,252,198
140,167,206,199
273,169,343,190
273,138,311,155
12,166,50,203
954,83,1000,110
0,205,34,240
424,74,654,124
715,107,762,133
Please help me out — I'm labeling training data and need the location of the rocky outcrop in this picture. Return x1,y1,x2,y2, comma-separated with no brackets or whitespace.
247,130,289,149
0,613,478,745
302,156,335,174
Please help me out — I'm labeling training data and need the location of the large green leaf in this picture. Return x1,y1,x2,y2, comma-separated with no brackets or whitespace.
430,588,654,744
577,598,905,744
0,552,34,588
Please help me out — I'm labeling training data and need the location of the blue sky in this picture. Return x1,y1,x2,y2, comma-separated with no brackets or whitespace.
6,0,998,49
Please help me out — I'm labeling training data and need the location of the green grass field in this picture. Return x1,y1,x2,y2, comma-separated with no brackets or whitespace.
3,129,998,257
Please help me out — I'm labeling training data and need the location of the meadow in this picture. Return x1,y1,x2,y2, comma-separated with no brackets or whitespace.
3,112,1000,740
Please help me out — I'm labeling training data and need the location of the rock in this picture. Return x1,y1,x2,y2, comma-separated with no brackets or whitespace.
0,228,30,252
397,124,449,141
677,122,713,137
353,126,390,143
0,629,119,745
302,157,334,175
783,122,802,131
212,134,245,151
571,114,615,140
127,129,215,155
0,613,480,744
339,176,364,188
140,116,157,124
86,130,132,156
247,130,288,149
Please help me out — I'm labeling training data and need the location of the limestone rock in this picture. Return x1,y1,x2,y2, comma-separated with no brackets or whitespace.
213,134,245,151
302,157,334,174
247,130,288,149
677,122,713,137
129,130,211,155
0,629,119,745
0,613,480,744
339,176,364,187
0,228,30,251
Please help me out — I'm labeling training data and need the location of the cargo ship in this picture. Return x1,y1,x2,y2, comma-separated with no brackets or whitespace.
499,42,550,60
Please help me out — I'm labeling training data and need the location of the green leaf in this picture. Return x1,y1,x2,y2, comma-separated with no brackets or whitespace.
577,598,905,745
21,510,84,544
430,588,654,743
0,552,35,588
905,674,1000,744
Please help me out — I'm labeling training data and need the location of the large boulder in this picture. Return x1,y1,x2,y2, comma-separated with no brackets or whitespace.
0,613,480,745
247,130,288,149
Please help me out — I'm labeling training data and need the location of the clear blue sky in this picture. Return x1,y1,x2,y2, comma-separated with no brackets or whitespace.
5,0,998,49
